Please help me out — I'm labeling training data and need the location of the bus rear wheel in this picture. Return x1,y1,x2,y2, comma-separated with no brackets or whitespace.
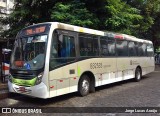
135,67,141,82
78,75,90,96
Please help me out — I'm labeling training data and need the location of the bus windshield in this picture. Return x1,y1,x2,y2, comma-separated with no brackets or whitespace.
11,34,48,70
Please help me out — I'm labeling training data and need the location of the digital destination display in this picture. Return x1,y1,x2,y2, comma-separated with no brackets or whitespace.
25,26,46,35
21,24,50,36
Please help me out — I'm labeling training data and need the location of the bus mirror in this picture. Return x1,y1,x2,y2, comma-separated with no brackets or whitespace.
2,48,12,54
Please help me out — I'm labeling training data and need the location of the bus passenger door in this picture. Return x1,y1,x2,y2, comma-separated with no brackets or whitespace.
49,30,78,97
60,31,78,94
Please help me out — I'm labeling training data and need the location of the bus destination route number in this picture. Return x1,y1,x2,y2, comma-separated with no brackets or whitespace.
90,63,102,69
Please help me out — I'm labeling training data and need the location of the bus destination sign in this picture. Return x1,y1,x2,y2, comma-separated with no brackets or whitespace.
24,26,46,35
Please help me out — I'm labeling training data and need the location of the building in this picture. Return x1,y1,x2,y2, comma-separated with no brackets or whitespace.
0,0,14,31
0,0,15,82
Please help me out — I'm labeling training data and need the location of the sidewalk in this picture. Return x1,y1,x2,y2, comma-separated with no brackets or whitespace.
0,81,7,90
0,81,9,100
155,64,160,71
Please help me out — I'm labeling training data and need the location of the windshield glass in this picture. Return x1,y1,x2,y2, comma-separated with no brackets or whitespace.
11,34,48,70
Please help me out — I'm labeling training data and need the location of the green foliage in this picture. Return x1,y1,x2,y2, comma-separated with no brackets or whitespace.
51,1,99,28
105,0,143,35
0,0,160,45
0,0,55,37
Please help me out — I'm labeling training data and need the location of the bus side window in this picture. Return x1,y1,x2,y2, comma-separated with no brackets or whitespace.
128,41,137,56
138,43,147,56
100,36,115,57
79,35,99,57
116,40,128,56
93,36,99,56
147,44,154,57
61,35,75,57
50,31,76,69
100,39,108,56
108,39,116,56
79,36,93,56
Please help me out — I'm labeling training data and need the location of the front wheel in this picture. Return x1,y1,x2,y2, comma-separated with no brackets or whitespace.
134,68,142,82
78,75,90,96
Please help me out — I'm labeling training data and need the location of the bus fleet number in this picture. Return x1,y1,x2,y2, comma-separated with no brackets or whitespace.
90,63,102,69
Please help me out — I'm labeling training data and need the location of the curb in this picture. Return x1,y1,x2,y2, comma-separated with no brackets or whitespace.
0,84,20,100
0,90,19,100
0,90,9,100
0,82,9,100
0,85,8,90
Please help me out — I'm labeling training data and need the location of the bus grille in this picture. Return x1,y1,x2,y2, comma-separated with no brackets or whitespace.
12,73,35,80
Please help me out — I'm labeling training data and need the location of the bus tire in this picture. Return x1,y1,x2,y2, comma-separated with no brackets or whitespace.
90,84,95,93
134,67,141,82
78,75,90,96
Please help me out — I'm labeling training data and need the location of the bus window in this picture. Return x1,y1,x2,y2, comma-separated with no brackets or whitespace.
60,35,75,57
128,41,137,56
116,40,128,56
147,44,154,57
79,35,99,56
100,39,108,56
108,38,116,56
138,43,147,56
50,32,76,68
100,37,116,56
93,36,99,56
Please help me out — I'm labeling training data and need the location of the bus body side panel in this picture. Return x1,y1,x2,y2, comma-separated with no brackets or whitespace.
140,57,148,75
77,58,98,87
117,57,135,81
137,57,154,76
100,58,117,86
77,58,100,86
61,63,78,94
49,67,63,97
49,62,78,98
146,56,155,74
77,58,117,87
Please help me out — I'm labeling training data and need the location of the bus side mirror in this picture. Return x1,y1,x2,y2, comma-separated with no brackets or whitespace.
2,48,12,54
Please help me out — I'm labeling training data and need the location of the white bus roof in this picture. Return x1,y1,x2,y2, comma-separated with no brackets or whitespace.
29,22,153,44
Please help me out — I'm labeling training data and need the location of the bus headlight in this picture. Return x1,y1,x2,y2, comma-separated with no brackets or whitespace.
8,74,12,82
35,72,43,85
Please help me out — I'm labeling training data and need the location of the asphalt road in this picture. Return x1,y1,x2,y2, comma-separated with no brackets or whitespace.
0,67,160,116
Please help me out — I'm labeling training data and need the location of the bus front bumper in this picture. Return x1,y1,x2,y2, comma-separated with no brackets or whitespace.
8,81,49,99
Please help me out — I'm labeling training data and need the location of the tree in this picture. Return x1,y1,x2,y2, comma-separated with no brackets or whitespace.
123,0,160,40
105,0,143,35
0,0,159,42
51,1,99,29
0,0,56,37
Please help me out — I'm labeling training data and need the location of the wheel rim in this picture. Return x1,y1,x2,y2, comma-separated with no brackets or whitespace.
82,79,89,93
137,70,141,80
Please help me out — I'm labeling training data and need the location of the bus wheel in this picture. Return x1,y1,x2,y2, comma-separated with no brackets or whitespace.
78,75,90,96
135,67,141,82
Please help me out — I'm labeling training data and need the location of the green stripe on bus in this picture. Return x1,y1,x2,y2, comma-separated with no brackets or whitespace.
12,77,37,87
78,66,81,77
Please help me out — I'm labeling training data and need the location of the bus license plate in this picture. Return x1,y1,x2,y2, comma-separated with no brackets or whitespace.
19,87,25,91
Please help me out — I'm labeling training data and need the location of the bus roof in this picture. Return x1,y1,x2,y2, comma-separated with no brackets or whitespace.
27,22,153,44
